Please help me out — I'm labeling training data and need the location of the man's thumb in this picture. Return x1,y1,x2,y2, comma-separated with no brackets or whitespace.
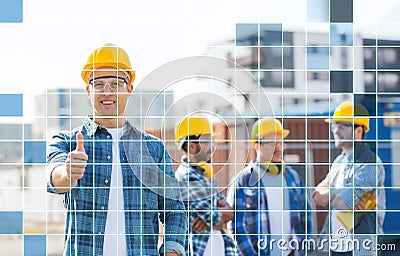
76,132,85,152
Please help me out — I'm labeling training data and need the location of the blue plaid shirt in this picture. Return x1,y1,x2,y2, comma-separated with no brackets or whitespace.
175,160,239,256
47,117,187,256
227,162,313,256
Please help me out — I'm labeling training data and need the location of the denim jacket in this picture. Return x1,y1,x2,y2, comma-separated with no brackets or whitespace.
47,117,187,256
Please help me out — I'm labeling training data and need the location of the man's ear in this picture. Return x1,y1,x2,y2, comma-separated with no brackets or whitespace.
127,84,134,93
354,126,364,140
253,142,260,152
86,85,91,98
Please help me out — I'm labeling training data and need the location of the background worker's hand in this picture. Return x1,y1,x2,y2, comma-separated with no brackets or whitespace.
214,200,233,230
192,216,209,233
65,132,87,183
355,201,364,210
313,183,330,207
217,199,228,208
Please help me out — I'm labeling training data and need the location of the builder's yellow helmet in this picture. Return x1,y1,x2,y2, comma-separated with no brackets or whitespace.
81,43,136,86
324,101,370,132
175,114,213,144
250,118,290,146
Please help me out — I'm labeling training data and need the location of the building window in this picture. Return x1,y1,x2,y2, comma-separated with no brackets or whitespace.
364,47,376,69
260,47,282,69
283,71,295,88
364,72,376,92
260,71,282,88
378,72,400,92
307,71,329,81
378,47,400,69
283,47,294,69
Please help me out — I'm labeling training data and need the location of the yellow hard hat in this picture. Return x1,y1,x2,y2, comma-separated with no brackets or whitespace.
250,118,290,146
175,114,213,144
324,101,370,132
81,43,136,85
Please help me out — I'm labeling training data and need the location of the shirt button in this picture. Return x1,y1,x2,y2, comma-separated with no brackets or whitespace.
98,232,102,235
100,206,105,210
107,135,110,139
105,179,109,184
107,155,111,160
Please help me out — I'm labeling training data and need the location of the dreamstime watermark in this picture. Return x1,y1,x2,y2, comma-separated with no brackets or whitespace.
257,228,396,252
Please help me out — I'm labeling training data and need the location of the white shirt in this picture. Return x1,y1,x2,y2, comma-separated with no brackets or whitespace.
262,172,292,256
331,162,353,252
103,127,127,256
204,230,225,256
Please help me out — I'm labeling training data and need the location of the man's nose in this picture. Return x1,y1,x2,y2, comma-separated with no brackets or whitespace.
102,83,113,93
333,128,341,136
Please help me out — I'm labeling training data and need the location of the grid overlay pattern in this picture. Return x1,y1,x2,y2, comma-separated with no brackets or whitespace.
0,0,399,255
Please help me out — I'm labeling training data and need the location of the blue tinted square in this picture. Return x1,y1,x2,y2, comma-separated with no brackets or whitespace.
0,94,23,116
236,24,258,46
0,0,23,23
24,141,46,164
0,211,23,234
260,24,282,46
307,47,329,69
24,235,46,256
307,0,328,22
330,24,353,46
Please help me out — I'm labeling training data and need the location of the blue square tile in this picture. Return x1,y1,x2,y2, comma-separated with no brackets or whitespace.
307,0,328,22
0,211,23,234
24,235,46,256
0,0,23,23
236,23,258,46
330,24,353,46
24,141,46,164
307,47,329,69
0,94,23,116
260,24,282,46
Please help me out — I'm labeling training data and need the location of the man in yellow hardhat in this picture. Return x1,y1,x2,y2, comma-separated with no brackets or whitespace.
174,114,238,256
47,43,187,255
227,118,312,256
313,101,386,255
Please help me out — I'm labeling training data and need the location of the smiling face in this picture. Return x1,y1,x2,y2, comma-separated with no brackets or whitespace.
85,67,133,128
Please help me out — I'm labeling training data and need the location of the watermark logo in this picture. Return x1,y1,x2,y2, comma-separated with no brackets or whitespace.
336,228,348,239
257,230,396,253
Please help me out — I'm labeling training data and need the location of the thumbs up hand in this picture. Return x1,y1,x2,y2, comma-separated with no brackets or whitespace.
65,132,88,183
